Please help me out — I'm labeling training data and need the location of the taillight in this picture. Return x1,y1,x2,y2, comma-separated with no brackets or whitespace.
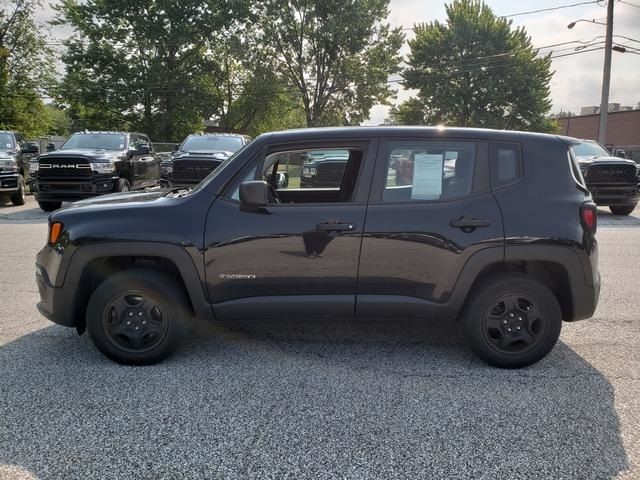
581,203,597,234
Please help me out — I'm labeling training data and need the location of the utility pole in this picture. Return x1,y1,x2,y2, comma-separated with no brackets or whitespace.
598,0,614,145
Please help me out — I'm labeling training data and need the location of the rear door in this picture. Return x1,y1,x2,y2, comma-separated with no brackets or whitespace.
357,138,504,319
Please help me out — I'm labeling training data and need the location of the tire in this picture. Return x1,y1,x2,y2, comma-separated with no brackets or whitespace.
609,205,635,216
114,178,131,192
462,273,562,369
10,175,26,206
38,200,62,212
86,269,191,365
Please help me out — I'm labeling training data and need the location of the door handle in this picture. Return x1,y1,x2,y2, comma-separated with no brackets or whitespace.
450,214,491,231
316,222,356,232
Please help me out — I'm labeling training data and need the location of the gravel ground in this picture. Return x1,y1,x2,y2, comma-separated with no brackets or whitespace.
0,197,639,479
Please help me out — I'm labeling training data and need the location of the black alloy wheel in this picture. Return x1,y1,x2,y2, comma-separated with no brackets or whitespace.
482,294,544,354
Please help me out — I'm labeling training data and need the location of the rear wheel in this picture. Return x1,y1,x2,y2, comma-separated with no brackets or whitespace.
463,273,562,368
38,200,62,212
10,175,26,206
114,178,130,192
86,269,191,365
610,205,635,216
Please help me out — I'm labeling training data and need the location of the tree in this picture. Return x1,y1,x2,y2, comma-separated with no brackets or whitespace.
56,0,251,141
391,0,556,132
260,0,404,127
0,0,55,137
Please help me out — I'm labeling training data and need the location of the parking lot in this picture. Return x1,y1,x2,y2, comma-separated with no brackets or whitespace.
0,196,639,479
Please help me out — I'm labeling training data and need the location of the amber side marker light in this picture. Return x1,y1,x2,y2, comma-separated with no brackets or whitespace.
49,222,63,245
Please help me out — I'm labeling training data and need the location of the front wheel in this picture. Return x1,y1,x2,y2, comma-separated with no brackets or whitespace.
463,273,562,369
38,200,62,212
10,175,26,206
114,178,131,192
86,269,191,365
610,205,636,216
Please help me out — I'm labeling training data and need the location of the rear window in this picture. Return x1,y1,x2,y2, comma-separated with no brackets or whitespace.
568,147,587,189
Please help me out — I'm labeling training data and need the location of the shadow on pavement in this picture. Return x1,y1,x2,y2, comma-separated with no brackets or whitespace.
0,321,629,479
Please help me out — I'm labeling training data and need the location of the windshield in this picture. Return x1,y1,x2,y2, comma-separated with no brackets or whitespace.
0,133,14,151
61,133,127,151
572,141,610,158
181,135,243,153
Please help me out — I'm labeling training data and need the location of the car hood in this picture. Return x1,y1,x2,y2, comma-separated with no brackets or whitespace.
173,150,232,160
304,157,349,166
576,155,638,167
39,149,125,161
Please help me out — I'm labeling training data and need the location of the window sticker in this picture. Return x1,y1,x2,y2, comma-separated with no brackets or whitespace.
412,153,443,200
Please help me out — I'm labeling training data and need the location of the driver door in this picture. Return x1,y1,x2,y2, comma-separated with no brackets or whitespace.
203,139,377,321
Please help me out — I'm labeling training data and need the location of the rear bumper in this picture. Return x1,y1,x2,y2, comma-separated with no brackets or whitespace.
31,175,118,202
588,183,640,206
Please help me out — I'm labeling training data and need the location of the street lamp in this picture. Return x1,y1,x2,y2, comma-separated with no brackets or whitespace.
567,19,606,29
567,1,615,145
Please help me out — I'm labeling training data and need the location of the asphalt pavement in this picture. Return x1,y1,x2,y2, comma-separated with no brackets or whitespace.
0,196,639,479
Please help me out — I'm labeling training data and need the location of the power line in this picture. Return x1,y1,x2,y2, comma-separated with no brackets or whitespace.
618,0,640,9
502,0,600,17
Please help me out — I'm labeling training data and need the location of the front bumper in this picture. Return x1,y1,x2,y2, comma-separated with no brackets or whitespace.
588,182,640,206
31,175,119,202
0,173,20,194
35,261,77,327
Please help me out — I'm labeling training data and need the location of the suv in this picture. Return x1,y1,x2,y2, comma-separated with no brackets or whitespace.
30,131,161,211
0,131,38,206
574,140,640,215
160,133,251,188
35,127,600,368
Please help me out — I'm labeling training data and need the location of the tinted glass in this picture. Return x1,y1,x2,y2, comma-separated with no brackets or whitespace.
181,136,243,153
62,133,127,151
382,142,476,202
490,143,521,186
572,141,610,158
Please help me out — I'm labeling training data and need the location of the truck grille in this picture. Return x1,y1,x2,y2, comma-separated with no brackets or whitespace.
315,164,346,183
586,164,637,184
173,159,221,182
38,158,92,178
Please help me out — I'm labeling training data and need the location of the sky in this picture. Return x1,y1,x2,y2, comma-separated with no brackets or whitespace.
34,0,640,125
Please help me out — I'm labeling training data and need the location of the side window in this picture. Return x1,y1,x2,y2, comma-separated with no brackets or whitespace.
140,135,153,151
490,142,522,187
129,134,139,151
14,133,23,149
382,141,476,202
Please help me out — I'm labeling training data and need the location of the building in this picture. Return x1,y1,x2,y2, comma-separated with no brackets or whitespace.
558,109,640,149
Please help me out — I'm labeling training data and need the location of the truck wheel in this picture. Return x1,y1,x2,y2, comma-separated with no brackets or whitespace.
86,269,191,365
462,273,562,369
38,201,62,212
10,175,26,206
115,178,130,192
610,205,635,216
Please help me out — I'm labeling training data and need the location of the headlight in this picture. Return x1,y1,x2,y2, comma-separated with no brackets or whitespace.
29,161,39,173
161,163,173,174
90,162,115,174
0,158,17,172
302,167,310,175
309,167,316,175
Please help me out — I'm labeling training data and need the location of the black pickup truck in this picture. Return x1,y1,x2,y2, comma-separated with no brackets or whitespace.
160,133,251,188
30,131,161,211
574,140,640,215
0,130,38,206
35,127,599,369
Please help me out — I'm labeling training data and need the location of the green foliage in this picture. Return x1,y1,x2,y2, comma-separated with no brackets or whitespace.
0,0,56,137
391,0,555,132
56,0,253,141
260,0,404,127
44,104,72,136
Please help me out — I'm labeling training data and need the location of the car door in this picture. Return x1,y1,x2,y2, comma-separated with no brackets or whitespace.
357,138,504,319
203,139,377,321
140,134,160,185
127,134,146,188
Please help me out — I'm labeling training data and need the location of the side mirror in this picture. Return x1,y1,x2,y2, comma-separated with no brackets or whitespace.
173,144,180,151
239,181,269,211
46,142,56,152
22,142,39,154
138,143,151,155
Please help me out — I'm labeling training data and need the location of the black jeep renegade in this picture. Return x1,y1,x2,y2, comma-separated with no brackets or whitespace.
35,127,600,368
